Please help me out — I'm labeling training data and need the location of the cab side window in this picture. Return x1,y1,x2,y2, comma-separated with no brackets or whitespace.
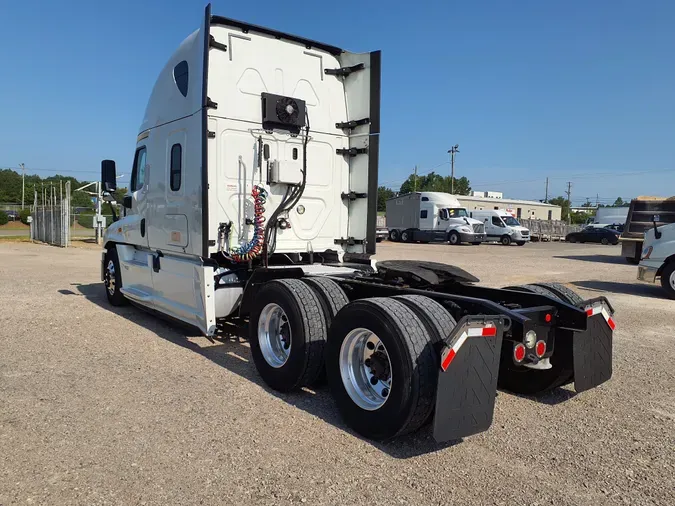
131,147,147,192
492,216,503,227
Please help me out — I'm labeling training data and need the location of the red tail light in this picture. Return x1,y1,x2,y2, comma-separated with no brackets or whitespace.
535,340,546,358
513,343,526,363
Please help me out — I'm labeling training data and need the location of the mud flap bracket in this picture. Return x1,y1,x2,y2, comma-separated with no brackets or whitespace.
433,315,507,442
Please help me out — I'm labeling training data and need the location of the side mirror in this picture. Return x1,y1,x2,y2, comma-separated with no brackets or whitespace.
653,215,662,240
123,195,133,209
101,160,117,192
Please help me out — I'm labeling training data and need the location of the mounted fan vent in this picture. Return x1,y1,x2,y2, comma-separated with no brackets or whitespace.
261,92,306,134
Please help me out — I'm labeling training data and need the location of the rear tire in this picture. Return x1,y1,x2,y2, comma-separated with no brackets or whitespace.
249,279,327,392
389,229,400,242
302,277,350,385
601,238,609,245
104,247,128,307
531,282,584,306
499,284,574,393
448,231,461,245
401,229,412,243
659,262,675,299
501,235,512,246
326,298,437,440
569,236,577,243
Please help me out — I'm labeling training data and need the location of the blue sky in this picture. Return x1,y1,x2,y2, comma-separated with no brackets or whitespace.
0,0,672,204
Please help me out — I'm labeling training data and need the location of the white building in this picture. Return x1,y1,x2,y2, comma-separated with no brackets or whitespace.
471,190,503,199
457,194,562,221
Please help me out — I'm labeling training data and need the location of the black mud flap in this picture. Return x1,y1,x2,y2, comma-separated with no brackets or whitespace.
433,316,507,443
573,300,614,392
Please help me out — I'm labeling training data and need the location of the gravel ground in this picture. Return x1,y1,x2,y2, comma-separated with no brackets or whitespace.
1,241,673,505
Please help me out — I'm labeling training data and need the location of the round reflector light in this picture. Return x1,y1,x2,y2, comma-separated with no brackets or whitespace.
545,313,552,323
514,343,526,362
535,340,546,358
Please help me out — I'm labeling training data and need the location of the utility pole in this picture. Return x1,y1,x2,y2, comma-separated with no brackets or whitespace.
413,165,418,191
544,177,549,203
565,182,572,225
448,145,459,194
19,163,25,209
596,193,599,207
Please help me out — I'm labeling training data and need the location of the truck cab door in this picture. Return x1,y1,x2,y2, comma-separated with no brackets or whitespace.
115,145,155,304
126,146,150,248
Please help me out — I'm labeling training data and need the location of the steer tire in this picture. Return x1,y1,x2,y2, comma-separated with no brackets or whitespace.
249,279,327,392
516,241,526,246
501,235,512,246
659,262,675,299
302,277,350,385
104,247,128,307
448,231,461,245
531,282,584,306
326,298,437,440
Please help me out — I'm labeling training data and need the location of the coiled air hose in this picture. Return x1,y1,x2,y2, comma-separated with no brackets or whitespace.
230,185,267,262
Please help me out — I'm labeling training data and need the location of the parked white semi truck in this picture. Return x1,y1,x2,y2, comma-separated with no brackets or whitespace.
637,215,675,298
386,192,486,245
99,4,615,443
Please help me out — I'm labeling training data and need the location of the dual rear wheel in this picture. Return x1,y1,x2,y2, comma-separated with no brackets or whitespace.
248,280,455,440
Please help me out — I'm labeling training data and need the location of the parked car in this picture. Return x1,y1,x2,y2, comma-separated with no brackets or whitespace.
566,226,620,245
4,210,19,221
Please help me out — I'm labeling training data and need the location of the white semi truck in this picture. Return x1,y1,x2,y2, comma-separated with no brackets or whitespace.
386,192,486,245
99,4,615,443
637,215,675,298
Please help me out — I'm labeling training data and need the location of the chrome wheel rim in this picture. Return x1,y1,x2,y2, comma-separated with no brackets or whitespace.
258,303,292,368
339,328,392,411
105,259,116,296
670,271,675,290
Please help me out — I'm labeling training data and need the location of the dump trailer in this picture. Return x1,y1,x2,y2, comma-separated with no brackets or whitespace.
99,3,614,443
620,197,675,264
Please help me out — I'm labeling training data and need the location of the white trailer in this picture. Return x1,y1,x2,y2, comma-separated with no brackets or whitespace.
99,4,615,444
386,192,486,245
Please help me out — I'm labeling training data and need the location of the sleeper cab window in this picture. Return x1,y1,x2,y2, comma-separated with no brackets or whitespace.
131,147,147,192
173,61,189,97
420,210,428,219
170,144,182,191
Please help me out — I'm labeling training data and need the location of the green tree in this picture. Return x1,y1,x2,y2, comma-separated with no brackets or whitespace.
581,200,593,208
377,186,395,212
549,196,570,221
399,171,471,195
612,197,625,207
0,211,8,226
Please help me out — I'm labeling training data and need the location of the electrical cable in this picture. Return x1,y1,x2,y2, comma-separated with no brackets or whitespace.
230,185,267,262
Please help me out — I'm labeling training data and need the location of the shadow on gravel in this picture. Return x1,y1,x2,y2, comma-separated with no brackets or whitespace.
510,387,577,406
553,254,627,265
571,280,664,298
63,282,461,459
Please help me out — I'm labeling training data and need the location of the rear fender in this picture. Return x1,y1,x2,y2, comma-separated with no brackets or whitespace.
433,315,509,442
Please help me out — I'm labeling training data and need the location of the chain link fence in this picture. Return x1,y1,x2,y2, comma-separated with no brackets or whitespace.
31,182,71,247
520,219,582,241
